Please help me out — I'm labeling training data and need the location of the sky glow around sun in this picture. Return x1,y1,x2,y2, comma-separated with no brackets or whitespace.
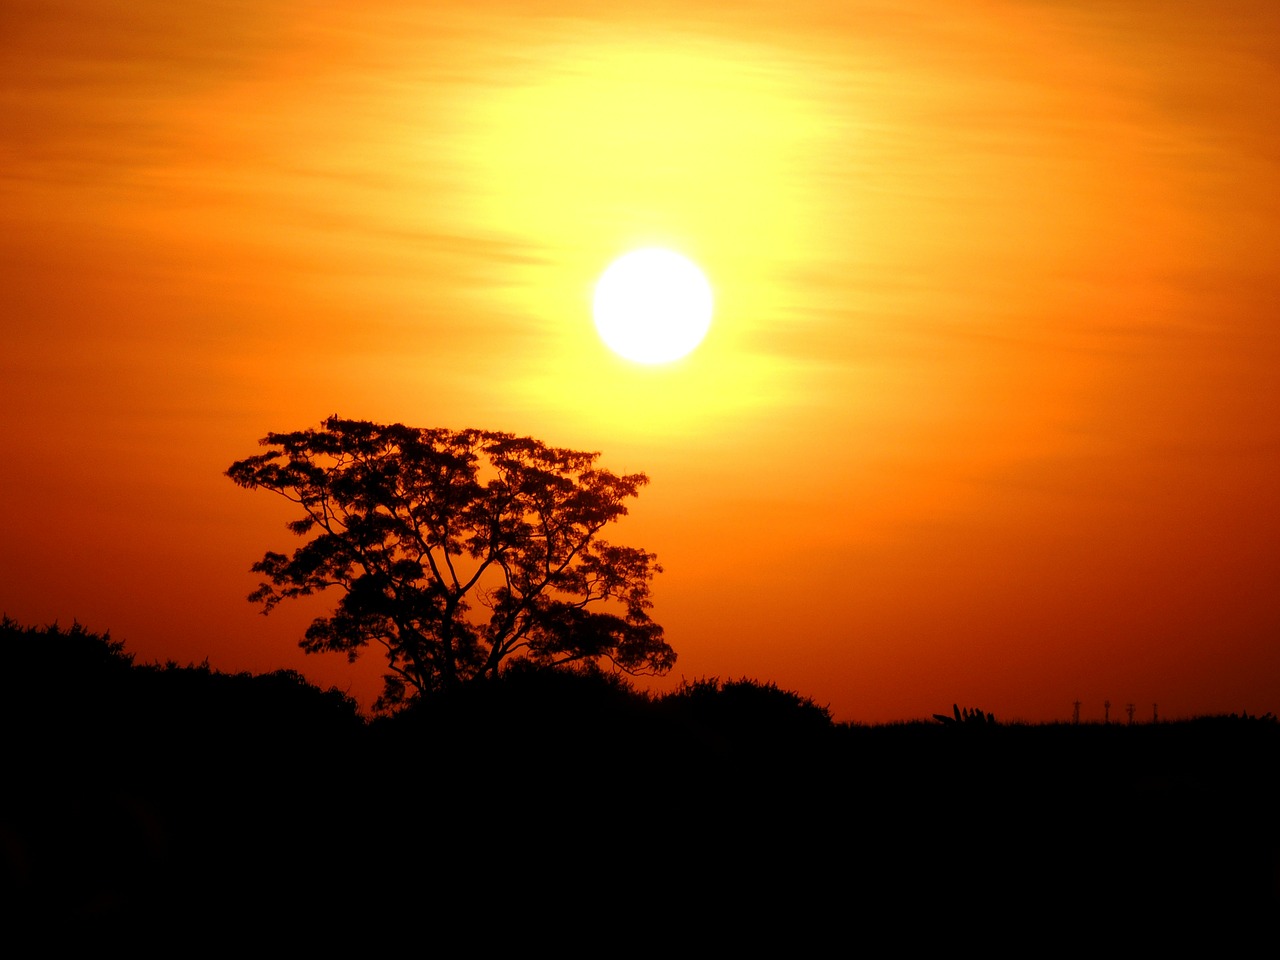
2,0,1278,723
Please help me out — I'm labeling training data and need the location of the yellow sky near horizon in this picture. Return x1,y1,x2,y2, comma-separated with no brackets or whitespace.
2,0,1277,721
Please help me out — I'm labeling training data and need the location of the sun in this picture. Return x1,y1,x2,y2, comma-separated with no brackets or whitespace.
593,248,714,364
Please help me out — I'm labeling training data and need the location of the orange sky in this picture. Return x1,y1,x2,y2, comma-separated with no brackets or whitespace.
3,0,1277,721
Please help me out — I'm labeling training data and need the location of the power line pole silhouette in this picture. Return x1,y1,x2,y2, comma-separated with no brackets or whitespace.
1153,703,1158,724
1072,700,1081,725
1126,703,1135,725
1104,699,1111,724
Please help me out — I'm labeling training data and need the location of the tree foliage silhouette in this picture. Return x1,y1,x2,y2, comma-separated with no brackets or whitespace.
227,416,673,709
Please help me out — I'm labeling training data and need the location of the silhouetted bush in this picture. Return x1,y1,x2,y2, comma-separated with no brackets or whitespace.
371,660,659,773
932,703,998,726
0,617,362,746
132,660,363,744
658,676,833,749
2,617,134,708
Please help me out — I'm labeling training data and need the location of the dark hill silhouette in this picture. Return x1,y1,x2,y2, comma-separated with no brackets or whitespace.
1,618,1276,938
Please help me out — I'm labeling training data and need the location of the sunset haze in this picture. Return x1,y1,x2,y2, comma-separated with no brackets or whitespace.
3,0,1277,722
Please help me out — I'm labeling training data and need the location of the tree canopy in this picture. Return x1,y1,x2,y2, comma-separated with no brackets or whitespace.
227,416,673,709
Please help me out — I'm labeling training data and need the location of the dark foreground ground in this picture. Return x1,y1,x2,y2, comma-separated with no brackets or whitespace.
3,623,1276,943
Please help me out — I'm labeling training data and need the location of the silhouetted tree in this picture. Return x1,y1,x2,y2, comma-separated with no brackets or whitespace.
227,416,673,709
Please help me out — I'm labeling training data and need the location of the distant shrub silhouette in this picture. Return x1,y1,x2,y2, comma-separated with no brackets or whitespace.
932,704,998,727
129,661,364,746
1,618,140,729
376,659,655,762
1224,710,1276,723
1,617,368,924
2,615,133,676
0,617,361,740
660,676,833,746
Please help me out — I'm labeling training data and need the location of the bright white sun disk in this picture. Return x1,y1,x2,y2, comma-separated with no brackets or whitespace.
593,248,713,364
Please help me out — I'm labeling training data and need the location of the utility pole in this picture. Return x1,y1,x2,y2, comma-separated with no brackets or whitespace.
1153,703,1158,724
1104,699,1111,724
1072,700,1081,725
1126,703,1135,725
